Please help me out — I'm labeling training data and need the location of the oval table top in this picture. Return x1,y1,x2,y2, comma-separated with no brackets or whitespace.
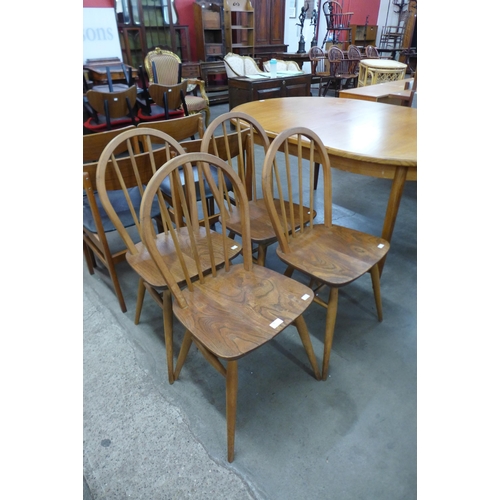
360,59,408,70
232,97,416,180
233,96,417,259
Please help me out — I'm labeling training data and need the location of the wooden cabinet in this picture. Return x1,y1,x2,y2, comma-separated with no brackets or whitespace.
228,74,311,109
116,0,191,67
224,0,255,57
253,0,287,60
201,61,229,104
194,0,226,61
350,24,378,48
254,0,285,46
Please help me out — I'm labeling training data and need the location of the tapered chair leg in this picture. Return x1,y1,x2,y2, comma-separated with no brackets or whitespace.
162,288,175,384
322,287,339,381
370,265,383,322
174,329,193,380
284,265,295,278
294,315,321,380
134,278,146,324
83,242,95,274
226,360,238,463
108,260,127,314
256,245,267,266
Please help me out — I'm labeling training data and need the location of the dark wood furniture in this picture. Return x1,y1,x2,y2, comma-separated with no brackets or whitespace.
228,74,311,109
224,0,255,57
350,24,378,49
223,0,287,62
115,0,190,67
194,0,225,61
84,58,138,86
278,52,310,69
200,61,229,104
253,0,287,59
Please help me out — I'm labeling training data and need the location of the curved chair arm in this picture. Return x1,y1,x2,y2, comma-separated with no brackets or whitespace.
183,77,210,107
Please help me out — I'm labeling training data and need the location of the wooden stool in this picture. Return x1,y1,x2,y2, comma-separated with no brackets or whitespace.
357,59,407,87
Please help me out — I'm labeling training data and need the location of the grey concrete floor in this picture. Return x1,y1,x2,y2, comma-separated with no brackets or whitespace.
83,100,417,499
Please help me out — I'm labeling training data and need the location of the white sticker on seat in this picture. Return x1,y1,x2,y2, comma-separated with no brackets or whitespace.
270,318,284,329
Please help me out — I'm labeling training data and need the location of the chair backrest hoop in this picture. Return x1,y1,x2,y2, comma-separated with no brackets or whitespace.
200,111,271,200
95,127,187,253
140,151,253,307
261,126,332,254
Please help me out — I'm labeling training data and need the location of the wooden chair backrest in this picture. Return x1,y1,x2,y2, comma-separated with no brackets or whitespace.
140,152,252,308
308,46,327,75
327,46,351,75
365,45,380,59
144,47,181,84
200,111,270,201
147,81,188,112
323,1,353,30
261,127,332,255
86,86,137,118
95,127,188,253
347,45,362,73
137,113,204,144
83,125,137,163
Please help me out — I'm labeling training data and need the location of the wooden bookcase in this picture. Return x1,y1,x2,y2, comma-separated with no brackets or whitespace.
224,0,255,57
194,0,225,61
350,24,378,48
116,0,191,67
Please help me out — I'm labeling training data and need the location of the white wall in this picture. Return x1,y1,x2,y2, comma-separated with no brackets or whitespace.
282,0,404,67
375,0,404,46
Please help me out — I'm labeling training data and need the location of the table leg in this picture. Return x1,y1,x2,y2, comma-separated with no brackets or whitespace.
379,165,409,276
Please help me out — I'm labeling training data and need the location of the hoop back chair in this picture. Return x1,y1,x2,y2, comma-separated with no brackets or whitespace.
144,48,210,126
96,128,242,385
83,125,139,313
321,1,353,48
347,44,362,78
365,45,381,58
140,151,321,462
200,112,274,266
261,127,390,380
326,45,358,96
308,46,334,96
84,85,139,132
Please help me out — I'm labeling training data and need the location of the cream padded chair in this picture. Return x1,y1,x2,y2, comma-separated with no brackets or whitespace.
223,52,261,78
262,60,302,73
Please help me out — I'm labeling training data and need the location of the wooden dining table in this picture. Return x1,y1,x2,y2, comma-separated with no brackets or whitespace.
232,96,416,274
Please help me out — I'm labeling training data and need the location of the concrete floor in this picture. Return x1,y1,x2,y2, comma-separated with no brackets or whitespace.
83,100,417,499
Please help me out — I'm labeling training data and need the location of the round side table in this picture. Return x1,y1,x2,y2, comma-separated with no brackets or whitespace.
357,59,407,87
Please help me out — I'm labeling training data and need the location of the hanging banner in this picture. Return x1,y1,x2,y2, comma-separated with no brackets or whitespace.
83,8,122,63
